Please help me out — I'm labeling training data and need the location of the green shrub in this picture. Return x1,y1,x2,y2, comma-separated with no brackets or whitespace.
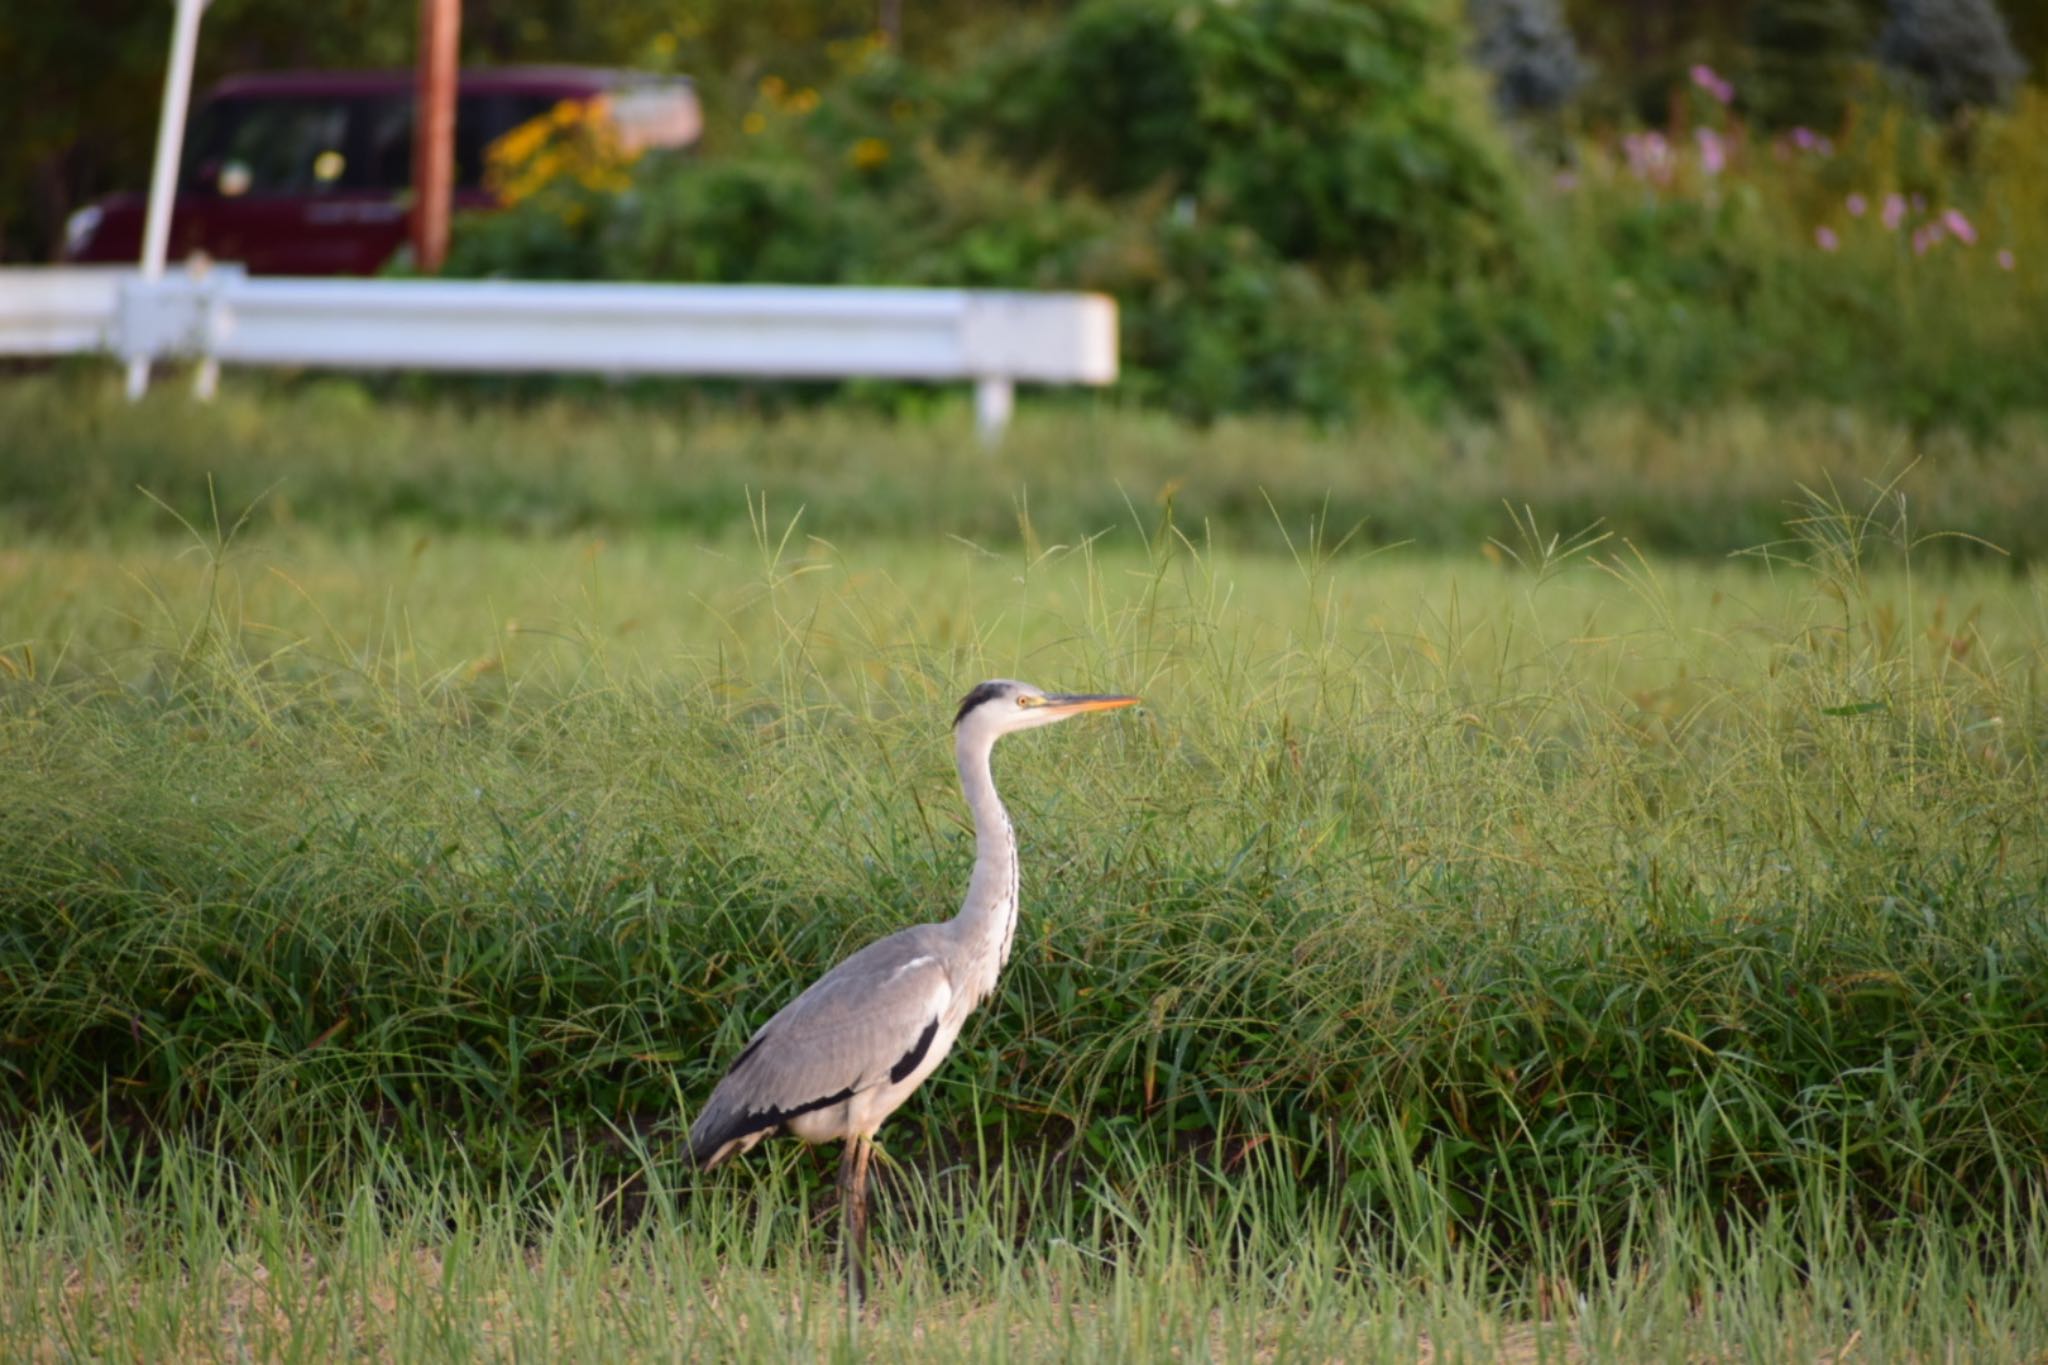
621,157,871,284
958,0,1523,275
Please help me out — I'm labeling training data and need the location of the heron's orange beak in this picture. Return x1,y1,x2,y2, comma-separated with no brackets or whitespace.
1040,693,1141,715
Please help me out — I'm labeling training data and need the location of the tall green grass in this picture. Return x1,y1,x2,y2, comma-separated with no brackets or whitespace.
3,477,2043,1283
5,374,2048,562
5,1115,2047,1361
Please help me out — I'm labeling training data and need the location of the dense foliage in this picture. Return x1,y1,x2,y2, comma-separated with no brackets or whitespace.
955,0,1520,274
438,0,2048,425
12,0,2046,429
444,0,1519,420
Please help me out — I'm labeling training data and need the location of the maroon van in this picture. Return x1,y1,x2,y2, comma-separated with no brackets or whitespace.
64,66,697,276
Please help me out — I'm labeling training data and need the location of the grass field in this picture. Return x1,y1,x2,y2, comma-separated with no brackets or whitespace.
7,372,2048,562
8,1120,2046,1361
4,390,2048,1358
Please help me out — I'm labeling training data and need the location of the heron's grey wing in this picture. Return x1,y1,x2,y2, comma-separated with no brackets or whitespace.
689,925,956,1165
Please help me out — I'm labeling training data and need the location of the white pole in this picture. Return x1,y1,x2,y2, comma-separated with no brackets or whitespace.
127,0,209,400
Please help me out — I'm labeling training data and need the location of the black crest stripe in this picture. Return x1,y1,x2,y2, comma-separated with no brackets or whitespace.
954,682,1007,727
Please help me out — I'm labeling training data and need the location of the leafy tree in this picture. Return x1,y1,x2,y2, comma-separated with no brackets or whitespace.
1879,0,2026,120
1468,0,1588,117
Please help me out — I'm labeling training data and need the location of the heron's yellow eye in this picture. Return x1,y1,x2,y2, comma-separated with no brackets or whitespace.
1017,694,1045,708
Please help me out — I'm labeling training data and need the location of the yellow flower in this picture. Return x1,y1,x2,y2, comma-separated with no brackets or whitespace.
758,75,786,102
849,137,890,171
789,88,819,115
483,99,639,207
743,111,767,136
488,118,549,167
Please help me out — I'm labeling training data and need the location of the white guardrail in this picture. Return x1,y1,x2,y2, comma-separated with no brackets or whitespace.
0,266,135,356
0,266,1118,444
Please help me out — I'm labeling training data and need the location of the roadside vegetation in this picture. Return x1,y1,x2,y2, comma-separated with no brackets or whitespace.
443,0,2048,428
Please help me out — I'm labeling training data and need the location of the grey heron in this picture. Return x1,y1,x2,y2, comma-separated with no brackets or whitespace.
687,680,1139,1301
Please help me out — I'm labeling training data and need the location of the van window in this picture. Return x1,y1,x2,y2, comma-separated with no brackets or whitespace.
185,98,359,195
360,92,559,190
185,90,566,196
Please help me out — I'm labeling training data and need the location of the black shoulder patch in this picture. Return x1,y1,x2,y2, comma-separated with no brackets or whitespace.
889,1017,942,1083
954,682,1007,727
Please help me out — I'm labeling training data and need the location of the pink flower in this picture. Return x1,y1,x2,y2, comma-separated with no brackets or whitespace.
1689,64,1734,105
1997,248,2016,271
1695,127,1727,176
1911,223,1944,256
1881,194,1906,231
1623,130,1674,184
1814,226,1840,252
1846,193,1868,218
1781,128,1834,159
1941,209,1977,245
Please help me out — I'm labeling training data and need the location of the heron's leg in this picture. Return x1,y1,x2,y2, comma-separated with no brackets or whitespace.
840,1136,872,1305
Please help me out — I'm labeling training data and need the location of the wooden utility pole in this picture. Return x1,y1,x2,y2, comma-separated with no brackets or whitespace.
410,0,460,273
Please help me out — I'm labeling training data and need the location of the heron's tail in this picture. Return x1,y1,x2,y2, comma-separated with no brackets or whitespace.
685,1121,731,1169
688,1113,765,1170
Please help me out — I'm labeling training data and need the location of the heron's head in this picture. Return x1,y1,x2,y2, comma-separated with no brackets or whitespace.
953,679,1139,740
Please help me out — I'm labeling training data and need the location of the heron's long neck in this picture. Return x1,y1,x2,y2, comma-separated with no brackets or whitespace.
952,729,1019,997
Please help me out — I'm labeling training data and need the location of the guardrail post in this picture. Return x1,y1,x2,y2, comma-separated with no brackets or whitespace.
974,376,1014,449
